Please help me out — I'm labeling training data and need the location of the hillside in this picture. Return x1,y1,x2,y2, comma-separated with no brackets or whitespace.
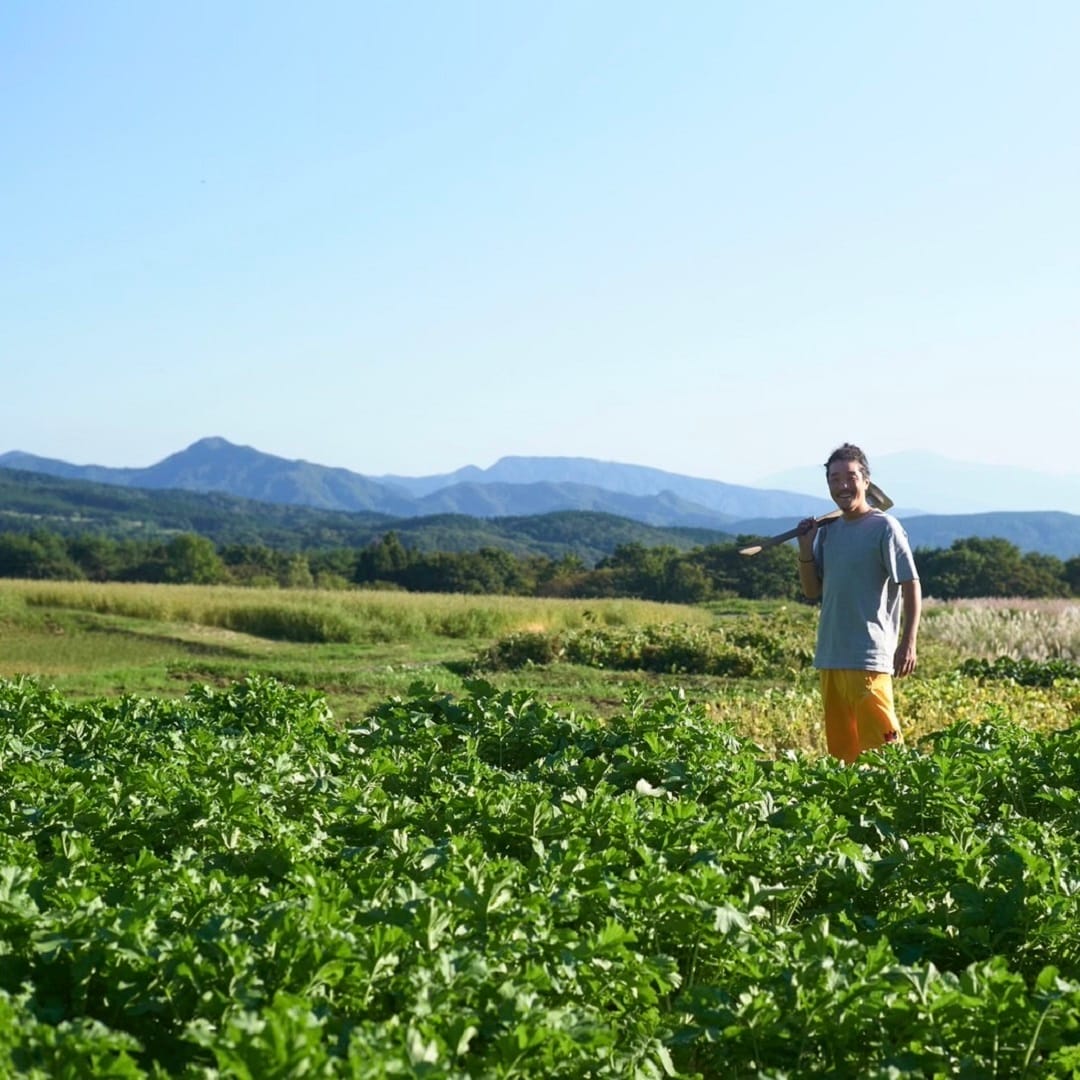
0,468,732,563
0,437,834,526
5,441,1080,559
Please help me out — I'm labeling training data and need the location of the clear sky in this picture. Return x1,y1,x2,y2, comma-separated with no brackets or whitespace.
4,2,1078,485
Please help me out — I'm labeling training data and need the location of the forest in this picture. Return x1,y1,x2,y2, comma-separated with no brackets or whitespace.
1,526,1077,602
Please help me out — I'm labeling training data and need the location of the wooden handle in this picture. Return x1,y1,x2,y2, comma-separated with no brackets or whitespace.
736,481,894,557
738,509,842,556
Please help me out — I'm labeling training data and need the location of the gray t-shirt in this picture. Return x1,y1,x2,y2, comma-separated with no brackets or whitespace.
812,510,919,673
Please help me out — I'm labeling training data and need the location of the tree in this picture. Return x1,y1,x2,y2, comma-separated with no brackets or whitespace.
355,532,411,584
917,538,1070,599
598,543,679,600
1065,557,1080,597
66,535,122,581
721,541,801,600
279,553,315,589
1013,552,1069,598
0,531,83,580
662,559,712,603
163,534,227,585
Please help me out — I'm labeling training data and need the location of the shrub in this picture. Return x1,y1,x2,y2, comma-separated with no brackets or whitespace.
476,621,814,677
480,630,562,669
959,655,1080,687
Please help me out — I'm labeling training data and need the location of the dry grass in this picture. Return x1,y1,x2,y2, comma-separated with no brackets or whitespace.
0,580,711,644
922,597,1080,661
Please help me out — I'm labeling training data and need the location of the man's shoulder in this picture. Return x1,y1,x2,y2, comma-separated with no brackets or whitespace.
830,510,910,549
875,510,911,535
843,509,902,533
873,510,917,559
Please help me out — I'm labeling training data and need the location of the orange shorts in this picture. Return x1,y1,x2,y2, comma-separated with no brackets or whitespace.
819,669,902,764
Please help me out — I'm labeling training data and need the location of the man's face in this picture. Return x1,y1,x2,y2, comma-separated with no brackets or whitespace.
827,460,870,515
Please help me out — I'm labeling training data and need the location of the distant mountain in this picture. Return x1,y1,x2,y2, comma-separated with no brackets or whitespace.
5,463,1080,559
0,467,730,563
6,438,1080,556
0,465,395,548
0,439,416,516
410,481,751,528
377,454,824,517
758,450,1080,516
0,438,834,527
371,511,725,563
902,511,1080,560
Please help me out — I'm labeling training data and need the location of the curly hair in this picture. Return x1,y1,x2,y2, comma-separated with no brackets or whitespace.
824,443,870,479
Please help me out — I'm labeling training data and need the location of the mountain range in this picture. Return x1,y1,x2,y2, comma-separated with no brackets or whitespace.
0,438,837,527
4,437,1080,559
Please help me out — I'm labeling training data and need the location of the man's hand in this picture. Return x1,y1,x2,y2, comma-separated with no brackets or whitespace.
796,516,818,561
894,640,917,678
895,579,921,678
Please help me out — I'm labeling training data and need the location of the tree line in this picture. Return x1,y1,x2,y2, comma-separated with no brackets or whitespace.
2,528,1079,602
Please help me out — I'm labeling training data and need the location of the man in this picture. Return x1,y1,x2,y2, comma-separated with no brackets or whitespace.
796,443,921,763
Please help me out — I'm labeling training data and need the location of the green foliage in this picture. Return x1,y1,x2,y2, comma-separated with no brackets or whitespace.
0,531,85,581
478,618,815,677
4,676,1080,1075
6,465,1080,601
6,506,1080,600
0,468,725,564
918,537,1072,599
482,630,563,669
959,655,1080,686
163,533,226,585
563,623,762,676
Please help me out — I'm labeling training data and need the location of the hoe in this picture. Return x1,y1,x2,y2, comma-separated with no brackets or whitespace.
738,481,894,557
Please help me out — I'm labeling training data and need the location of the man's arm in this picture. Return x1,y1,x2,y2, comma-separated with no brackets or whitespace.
894,578,921,677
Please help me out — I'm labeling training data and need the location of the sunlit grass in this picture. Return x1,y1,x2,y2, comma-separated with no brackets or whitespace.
922,598,1080,661
3,580,710,643
0,580,715,717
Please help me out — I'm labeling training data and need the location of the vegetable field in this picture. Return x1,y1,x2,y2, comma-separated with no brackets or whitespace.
4,674,1080,1077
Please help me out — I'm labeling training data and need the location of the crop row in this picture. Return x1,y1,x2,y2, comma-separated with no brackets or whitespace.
3,676,1080,1076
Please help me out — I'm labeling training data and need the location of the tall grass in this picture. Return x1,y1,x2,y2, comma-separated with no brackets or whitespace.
1,581,711,645
922,598,1080,661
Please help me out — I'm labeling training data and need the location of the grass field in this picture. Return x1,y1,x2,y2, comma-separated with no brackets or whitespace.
3,580,1079,756
6,583,1080,1076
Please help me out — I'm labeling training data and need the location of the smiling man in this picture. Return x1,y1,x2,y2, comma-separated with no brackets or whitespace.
796,443,921,762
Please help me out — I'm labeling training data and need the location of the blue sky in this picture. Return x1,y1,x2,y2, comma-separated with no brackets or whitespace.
4,1,1078,485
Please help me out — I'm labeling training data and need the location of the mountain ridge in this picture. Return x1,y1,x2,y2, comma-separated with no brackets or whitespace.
4,461,1080,559
4,438,1080,558
0,438,836,525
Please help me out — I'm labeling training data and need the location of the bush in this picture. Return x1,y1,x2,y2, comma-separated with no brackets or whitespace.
959,655,1080,687
563,624,762,676
476,621,815,677
480,630,562,669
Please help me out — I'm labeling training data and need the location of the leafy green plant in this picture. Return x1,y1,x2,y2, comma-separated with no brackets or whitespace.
477,620,813,678
5,672,1080,1076
959,655,1080,686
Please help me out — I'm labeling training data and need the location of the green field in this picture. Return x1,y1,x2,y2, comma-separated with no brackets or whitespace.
2,581,1079,755
4,582,1080,1075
